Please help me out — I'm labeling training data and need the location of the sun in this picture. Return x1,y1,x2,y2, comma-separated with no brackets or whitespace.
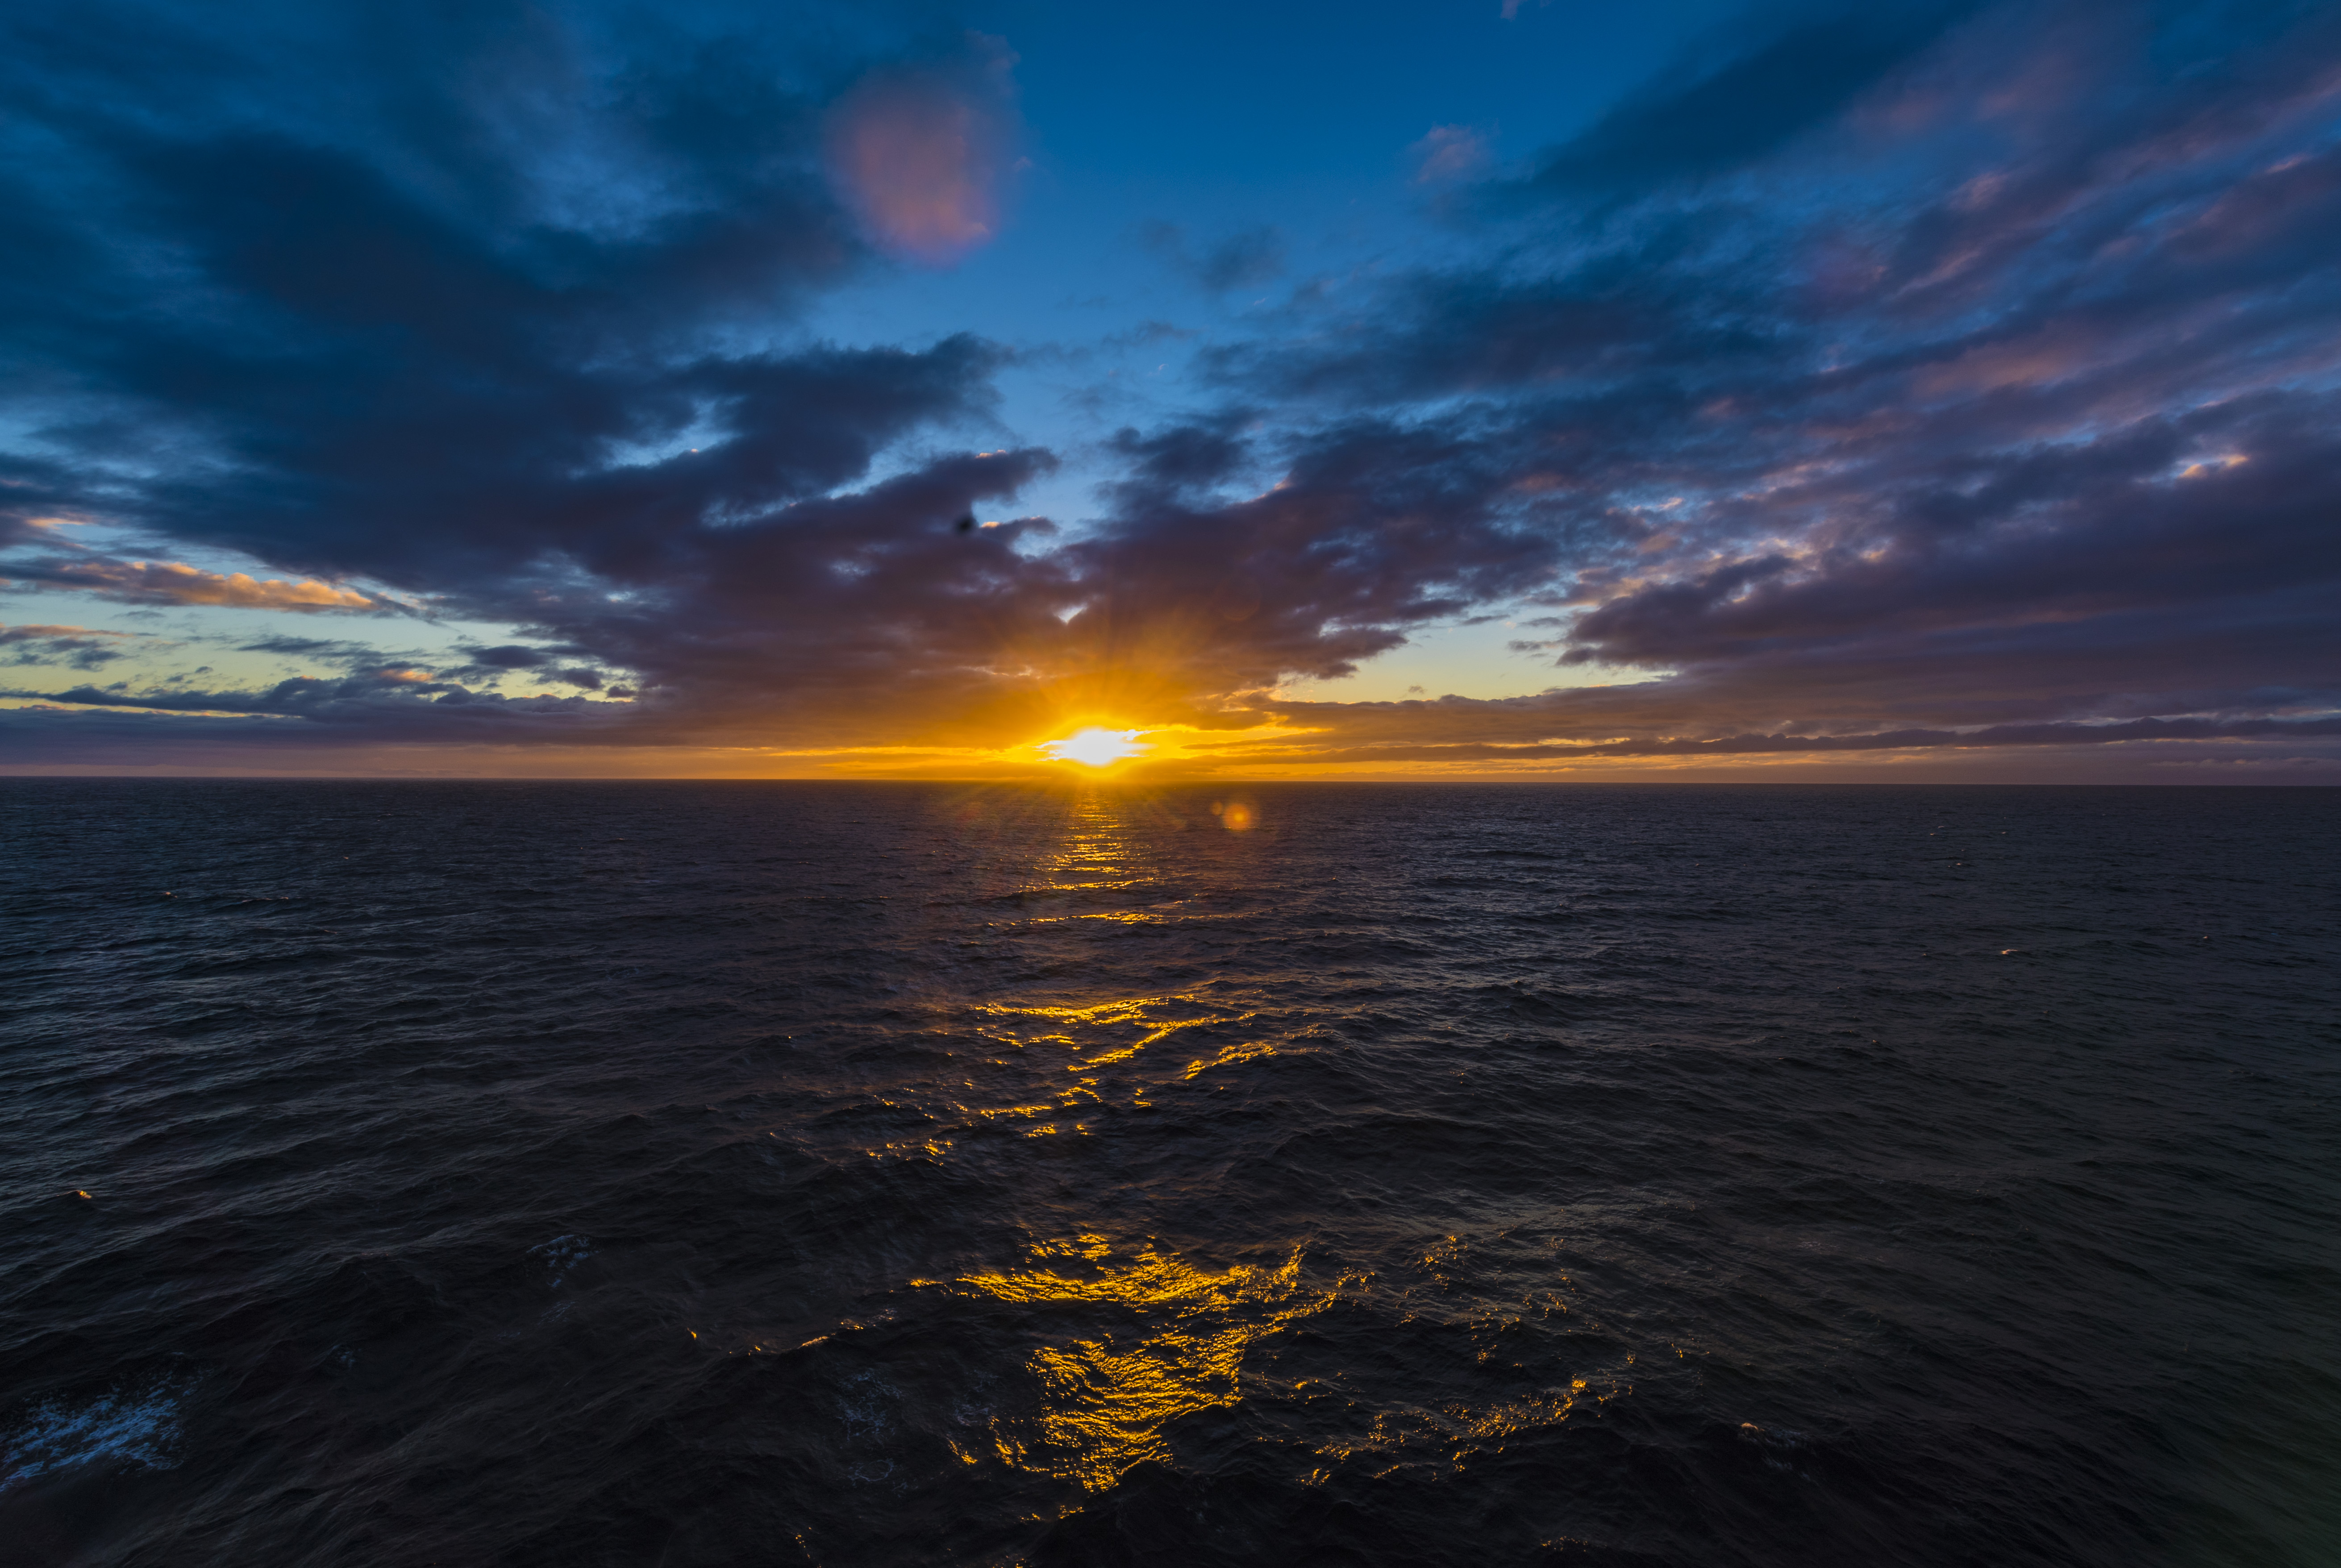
1042,727,1150,767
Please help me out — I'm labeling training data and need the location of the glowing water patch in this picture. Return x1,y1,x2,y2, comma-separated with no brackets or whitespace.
961,1239,1338,1490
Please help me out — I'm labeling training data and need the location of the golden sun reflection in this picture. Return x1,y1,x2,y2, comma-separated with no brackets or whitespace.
1040,727,1150,767
960,1239,1339,1490
897,794,1342,1495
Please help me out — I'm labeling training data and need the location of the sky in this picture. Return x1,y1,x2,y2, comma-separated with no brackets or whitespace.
2,0,2338,780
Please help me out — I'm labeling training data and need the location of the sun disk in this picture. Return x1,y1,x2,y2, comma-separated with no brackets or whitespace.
1043,727,1149,767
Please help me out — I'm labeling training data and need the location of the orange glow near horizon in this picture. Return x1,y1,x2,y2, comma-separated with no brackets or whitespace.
1041,727,1150,768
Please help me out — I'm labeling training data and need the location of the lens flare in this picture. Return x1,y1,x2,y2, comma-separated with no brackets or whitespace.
1043,728,1148,767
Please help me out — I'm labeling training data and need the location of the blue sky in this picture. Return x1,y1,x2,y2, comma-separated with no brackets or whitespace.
3,0,2337,777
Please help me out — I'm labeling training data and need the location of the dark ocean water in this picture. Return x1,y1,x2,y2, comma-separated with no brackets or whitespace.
2,781,2337,1568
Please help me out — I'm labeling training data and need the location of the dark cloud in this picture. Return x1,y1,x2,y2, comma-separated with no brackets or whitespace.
1525,2,1983,196
1103,420,1253,499
0,0,1004,592
1066,416,1569,694
0,624,140,671
1558,400,2341,678
4,668,622,736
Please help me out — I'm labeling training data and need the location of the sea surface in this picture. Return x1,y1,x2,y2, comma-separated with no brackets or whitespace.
2,781,2337,1567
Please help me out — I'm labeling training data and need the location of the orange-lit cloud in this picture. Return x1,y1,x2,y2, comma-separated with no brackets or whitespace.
18,558,391,612
0,622,133,640
825,46,1020,267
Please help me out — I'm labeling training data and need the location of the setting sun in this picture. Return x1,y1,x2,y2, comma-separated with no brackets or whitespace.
1041,727,1149,767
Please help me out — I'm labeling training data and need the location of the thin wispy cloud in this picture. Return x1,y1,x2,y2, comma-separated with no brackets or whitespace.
8,558,394,613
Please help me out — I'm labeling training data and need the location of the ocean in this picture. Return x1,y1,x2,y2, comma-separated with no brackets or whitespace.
2,781,2335,1567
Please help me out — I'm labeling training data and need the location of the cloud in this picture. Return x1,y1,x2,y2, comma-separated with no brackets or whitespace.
0,623,142,670
825,40,1022,266
8,558,388,611
1554,405,2341,678
1524,1,1984,195
1196,714,2341,769
1103,420,1253,498
1409,125,1491,186
4,669,625,734
1137,222,1287,293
